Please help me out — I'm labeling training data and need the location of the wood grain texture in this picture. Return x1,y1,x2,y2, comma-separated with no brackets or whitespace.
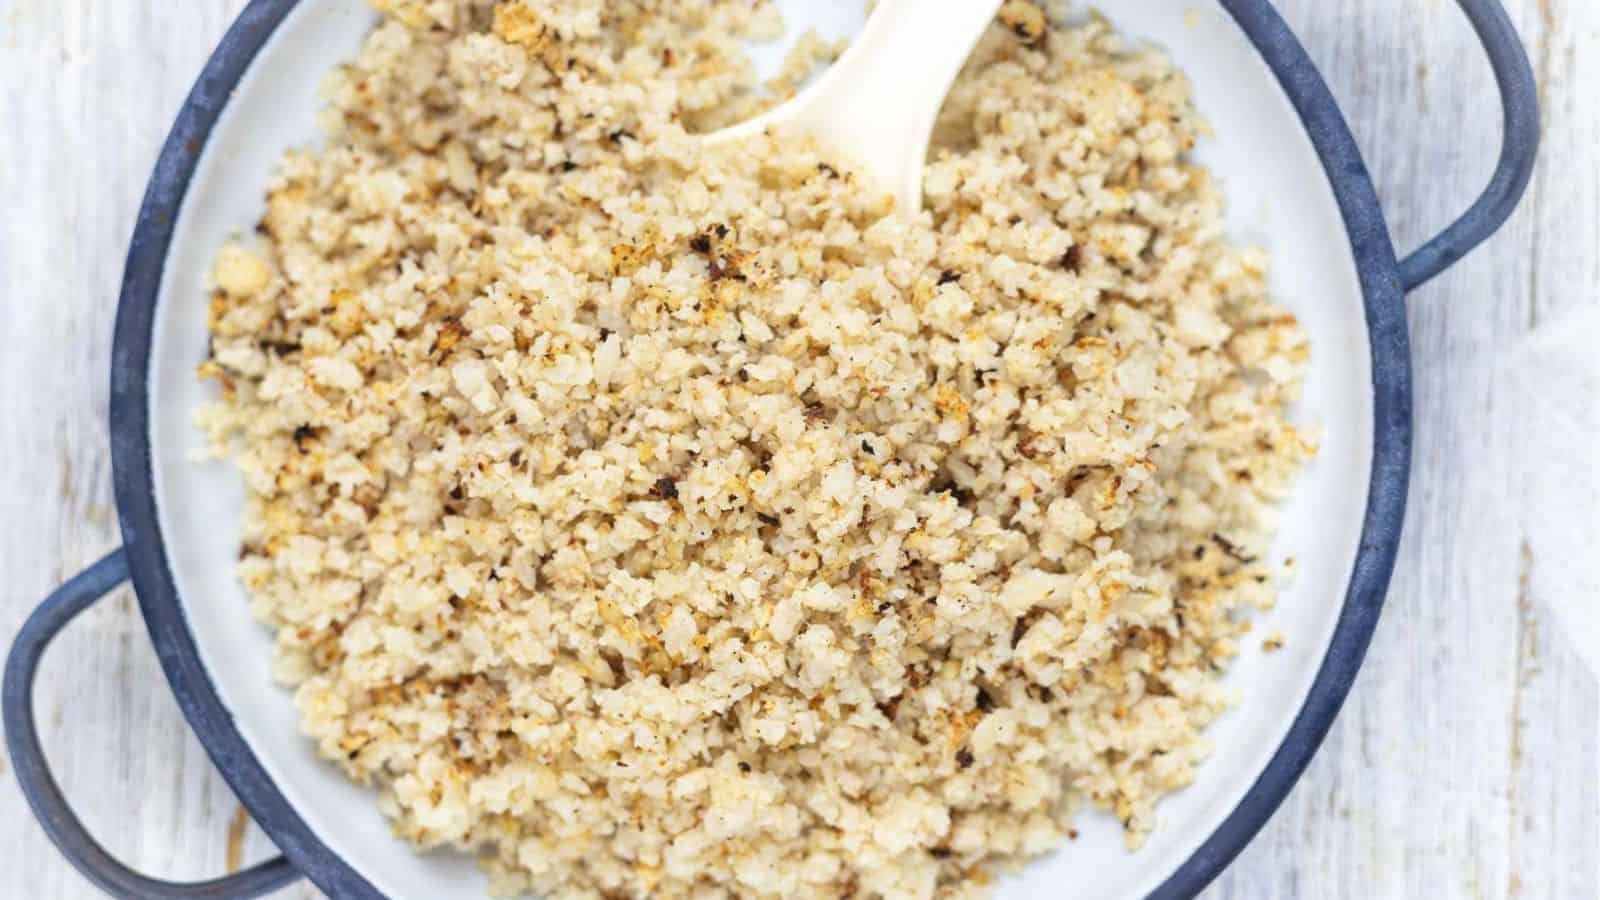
0,2,1592,898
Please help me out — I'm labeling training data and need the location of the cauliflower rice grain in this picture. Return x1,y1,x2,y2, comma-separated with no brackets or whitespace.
199,2,1314,898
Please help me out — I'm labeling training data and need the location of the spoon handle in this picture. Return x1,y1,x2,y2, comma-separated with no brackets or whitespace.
713,0,1007,217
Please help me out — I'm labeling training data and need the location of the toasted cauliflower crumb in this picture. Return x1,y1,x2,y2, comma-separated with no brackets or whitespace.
213,244,273,298
199,1,1312,898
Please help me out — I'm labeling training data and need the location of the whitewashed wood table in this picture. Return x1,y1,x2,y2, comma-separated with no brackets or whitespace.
2,2,1596,897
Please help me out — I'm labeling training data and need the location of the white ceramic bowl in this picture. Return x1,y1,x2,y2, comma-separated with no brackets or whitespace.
160,6,1368,896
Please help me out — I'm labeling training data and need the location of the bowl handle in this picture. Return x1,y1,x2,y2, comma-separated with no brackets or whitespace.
1398,0,1540,292
3,550,301,898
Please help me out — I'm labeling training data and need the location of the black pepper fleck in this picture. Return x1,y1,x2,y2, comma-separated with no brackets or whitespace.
650,477,679,500
1061,244,1084,274
1212,533,1257,564
956,748,975,769
974,685,996,713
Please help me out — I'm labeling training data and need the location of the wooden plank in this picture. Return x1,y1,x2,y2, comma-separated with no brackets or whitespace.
1213,1,1600,897
0,2,1590,898
1498,1,1600,898
0,2,313,897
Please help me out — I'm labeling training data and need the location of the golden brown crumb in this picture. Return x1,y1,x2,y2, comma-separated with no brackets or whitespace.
999,0,1048,44
491,2,548,53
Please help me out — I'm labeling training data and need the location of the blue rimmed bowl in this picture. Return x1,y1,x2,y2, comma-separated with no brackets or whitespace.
5,1,1537,897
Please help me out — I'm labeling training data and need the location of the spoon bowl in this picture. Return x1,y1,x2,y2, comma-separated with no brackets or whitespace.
706,0,1008,217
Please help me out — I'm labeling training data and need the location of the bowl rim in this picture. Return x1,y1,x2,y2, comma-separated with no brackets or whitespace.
107,1,1411,897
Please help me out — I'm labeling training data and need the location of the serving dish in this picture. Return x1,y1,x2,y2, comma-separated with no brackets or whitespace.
4,1,1537,897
